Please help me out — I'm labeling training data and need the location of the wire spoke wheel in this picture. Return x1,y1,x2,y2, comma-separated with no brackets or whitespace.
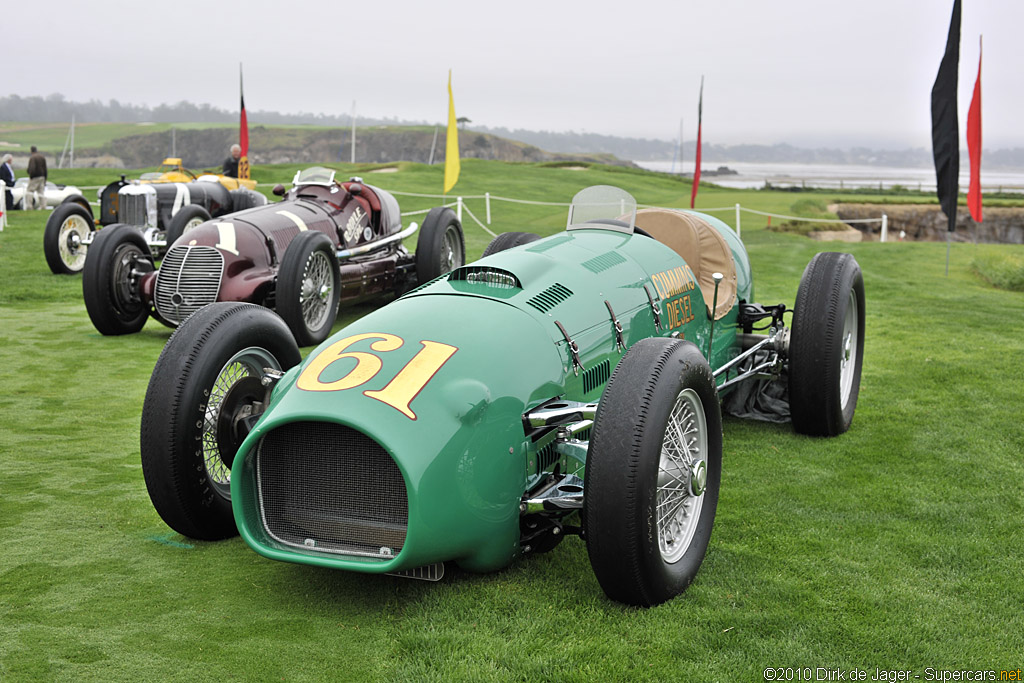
656,388,708,564
299,251,333,331
201,346,278,498
584,338,722,606
277,231,340,347
789,251,865,436
441,225,464,272
416,207,465,281
839,289,859,409
141,303,301,540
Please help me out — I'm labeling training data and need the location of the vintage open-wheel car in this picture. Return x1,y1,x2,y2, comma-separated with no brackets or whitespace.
139,185,864,606
81,166,464,346
44,160,266,275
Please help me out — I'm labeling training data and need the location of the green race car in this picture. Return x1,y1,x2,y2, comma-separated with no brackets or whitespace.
140,185,865,606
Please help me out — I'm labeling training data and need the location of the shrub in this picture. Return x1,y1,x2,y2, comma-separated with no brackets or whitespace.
970,253,1024,291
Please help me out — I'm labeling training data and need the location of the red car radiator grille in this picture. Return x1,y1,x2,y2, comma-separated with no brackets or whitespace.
153,245,224,325
255,422,409,559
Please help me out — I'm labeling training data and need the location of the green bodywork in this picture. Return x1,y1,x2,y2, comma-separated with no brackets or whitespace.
232,214,751,574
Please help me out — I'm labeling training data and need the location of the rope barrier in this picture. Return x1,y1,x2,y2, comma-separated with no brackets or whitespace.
486,195,572,207
399,203,456,217
52,179,888,237
737,206,884,224
638,203,736,213
459,203,498,238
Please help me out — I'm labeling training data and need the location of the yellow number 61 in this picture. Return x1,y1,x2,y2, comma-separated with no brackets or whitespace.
297,333,457,420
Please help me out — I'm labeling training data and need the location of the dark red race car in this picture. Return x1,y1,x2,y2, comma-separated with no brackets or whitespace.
82,167,465,345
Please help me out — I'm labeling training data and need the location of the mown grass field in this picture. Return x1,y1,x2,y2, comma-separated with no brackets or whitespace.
1,160,1022,681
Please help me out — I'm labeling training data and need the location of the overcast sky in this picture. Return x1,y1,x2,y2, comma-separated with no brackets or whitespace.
6,0,1019,149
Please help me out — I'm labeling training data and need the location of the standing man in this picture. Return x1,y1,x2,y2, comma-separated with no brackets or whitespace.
0,154,14,211
27,146,47,210
222,144,241,178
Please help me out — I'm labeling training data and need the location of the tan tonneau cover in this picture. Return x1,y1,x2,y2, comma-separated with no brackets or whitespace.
634,208,737,320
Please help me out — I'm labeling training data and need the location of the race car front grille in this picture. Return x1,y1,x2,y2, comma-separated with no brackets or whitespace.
118,192,148,227
153,245,224,325
255,422,409,559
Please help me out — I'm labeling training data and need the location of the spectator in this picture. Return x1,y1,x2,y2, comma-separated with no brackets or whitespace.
0,154,14,211
222,144,241,178
27,146,47,210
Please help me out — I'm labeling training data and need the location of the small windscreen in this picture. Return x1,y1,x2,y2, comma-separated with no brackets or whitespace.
292,167,337,187
566,185,637,232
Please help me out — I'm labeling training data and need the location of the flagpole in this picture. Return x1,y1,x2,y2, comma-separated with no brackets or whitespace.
946,232,951,276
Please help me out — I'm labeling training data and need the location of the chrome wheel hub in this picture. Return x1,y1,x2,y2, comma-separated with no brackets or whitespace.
689,459,707,497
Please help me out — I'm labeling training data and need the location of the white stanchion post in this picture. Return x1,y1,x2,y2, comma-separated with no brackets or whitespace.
485,192,491,224
735,203,741,238
880,213,888,243
457,197,463,223
0,180,6,231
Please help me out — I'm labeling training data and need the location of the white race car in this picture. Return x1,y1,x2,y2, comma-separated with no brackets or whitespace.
9,178,84,209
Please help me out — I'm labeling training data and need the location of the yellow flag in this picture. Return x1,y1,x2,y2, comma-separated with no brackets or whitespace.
444,70,460,194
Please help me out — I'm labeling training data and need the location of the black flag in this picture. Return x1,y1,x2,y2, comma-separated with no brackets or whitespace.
931,0,961,233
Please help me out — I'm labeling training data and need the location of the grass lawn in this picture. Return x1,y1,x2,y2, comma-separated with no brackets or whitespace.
1,161,1022,680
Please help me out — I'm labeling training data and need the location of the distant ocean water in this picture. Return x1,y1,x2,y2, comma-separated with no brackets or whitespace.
634,160,1024,193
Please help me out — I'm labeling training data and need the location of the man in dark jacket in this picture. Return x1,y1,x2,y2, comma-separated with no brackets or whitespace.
0,153,14,211
222,144,241,178
27,146,47,210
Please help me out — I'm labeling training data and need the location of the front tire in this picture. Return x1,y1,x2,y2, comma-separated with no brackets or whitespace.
788,252,865,436
44,202,95,274
276,230,341,347
141,302,301,540
164,205,211,247
583,338,722,607
416,207,465,281
82,224,153,335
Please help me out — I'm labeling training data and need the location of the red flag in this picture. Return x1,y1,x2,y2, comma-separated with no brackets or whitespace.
966,38,982,222
690,76,703,209
238,64,250,180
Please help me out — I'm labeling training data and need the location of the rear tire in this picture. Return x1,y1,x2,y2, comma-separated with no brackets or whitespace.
788,252,865,436
481,231,540,257
82,224,153,335
276,230,341,347
141,303,301,540
164,205,211,247
583,338,722,606
416,207,465,281
44,202,94,274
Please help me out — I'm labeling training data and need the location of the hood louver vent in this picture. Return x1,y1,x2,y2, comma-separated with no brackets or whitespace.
582,251,627,273
448,266,521,289
583,360,611,394
526,283,573,313
403,274,446,297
